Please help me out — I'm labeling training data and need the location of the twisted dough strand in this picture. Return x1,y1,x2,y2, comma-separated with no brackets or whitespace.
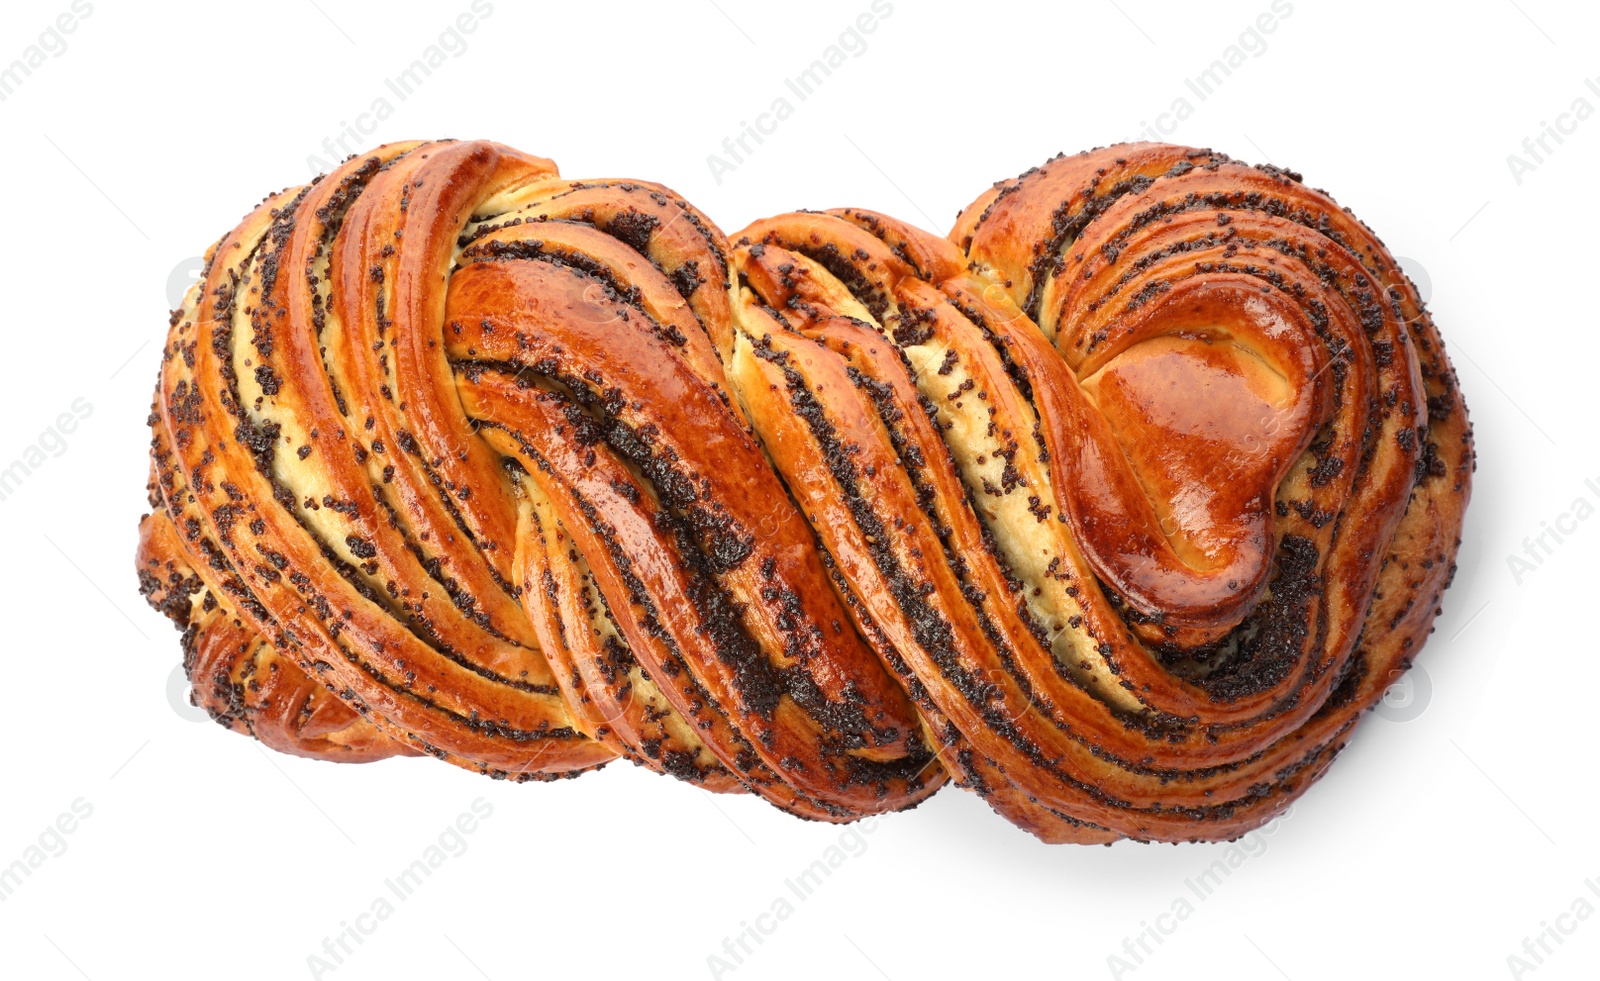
137,140,1471,843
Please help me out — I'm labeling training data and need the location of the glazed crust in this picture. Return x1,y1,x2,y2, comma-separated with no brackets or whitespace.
137,140,1471,843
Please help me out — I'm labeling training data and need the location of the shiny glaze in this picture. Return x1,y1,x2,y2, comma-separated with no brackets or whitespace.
138,140,1473,842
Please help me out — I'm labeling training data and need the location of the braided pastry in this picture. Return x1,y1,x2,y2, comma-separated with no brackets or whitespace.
137,140,1472,843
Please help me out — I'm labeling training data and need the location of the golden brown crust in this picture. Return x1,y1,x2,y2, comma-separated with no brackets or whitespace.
138,140,1471,842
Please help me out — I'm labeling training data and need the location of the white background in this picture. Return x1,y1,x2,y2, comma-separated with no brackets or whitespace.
0,0,1594,978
